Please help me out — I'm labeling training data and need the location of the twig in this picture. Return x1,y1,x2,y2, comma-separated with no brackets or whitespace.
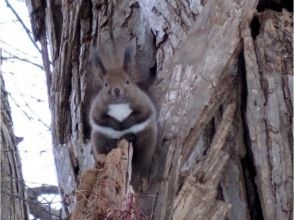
0,169,54,187
7,93,33,121
1,171,62,219
1,55,44,70
4,0,41,53
7,93,50,129
0,39,38,59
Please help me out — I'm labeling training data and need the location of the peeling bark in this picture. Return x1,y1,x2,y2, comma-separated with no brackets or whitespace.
173,100,237,219
242,9,293,220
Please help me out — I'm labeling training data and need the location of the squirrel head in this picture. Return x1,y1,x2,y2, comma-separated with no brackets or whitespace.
89,46,139,104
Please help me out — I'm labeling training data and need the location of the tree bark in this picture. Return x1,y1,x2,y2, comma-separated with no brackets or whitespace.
26,1,292,219
0,50,29,220
242,9,293,220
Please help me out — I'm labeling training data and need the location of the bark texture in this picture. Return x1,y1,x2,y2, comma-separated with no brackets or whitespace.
242,9,293,220
0,51,29,220
70,140,137,220
26,0,293,219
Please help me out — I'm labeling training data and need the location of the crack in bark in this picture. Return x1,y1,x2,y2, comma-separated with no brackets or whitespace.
239,50,264,220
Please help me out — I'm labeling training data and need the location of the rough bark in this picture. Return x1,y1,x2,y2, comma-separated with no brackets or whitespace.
26,0,292,220
0,50,29,220
242,9,293,220
173,100,237,219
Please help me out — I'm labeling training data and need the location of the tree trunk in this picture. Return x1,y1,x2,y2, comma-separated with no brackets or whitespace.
242,9,293,220
0,50,29,220
26,0,292,219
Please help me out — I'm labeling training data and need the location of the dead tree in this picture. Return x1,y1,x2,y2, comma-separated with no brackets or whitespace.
26,0,292,219
0,50,29,220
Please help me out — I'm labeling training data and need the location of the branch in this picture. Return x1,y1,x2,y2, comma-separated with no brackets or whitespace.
27,185,61,220
4,0,41,53
25,0,52,96
27,185,59,198
1,187,61,220
39,36,52,95
0,39,38,59
1,55,44,70
7,93,50,129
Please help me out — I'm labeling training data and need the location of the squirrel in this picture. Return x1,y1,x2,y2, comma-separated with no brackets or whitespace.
88,41,158,173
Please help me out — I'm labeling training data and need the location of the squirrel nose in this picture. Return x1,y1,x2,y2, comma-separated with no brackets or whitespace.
114,87,120,96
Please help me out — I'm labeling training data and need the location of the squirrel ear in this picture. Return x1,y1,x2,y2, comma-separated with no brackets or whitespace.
89,48,106,76
123,47,133,73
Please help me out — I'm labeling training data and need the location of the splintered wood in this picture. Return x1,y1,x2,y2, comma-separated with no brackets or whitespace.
70,139,137,220
173,101,236,220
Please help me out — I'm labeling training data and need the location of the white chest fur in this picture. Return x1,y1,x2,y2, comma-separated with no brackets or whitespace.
107,103,132,122
90,118,150,139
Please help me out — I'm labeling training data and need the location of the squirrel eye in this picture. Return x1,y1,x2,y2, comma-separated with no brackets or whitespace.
126,80,130,84
104,82,108,87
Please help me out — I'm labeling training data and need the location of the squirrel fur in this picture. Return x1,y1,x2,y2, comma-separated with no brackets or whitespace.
88,40,158,172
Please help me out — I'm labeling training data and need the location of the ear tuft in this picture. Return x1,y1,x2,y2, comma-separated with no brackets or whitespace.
123,47,133,73
89,48,106,75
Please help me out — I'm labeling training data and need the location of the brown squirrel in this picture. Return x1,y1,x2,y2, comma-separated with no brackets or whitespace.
88,42,158,173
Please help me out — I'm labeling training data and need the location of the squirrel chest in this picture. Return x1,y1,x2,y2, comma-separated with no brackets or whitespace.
91,103,151,139
107,103,132,122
